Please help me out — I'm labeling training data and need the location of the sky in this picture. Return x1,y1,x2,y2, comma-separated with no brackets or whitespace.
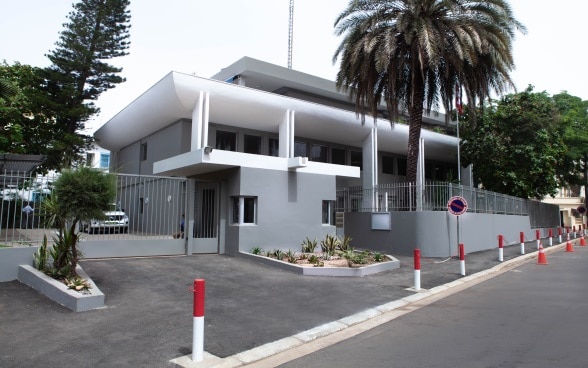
1,0,587,133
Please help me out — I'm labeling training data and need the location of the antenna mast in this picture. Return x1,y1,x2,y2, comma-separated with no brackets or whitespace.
288,0,294,69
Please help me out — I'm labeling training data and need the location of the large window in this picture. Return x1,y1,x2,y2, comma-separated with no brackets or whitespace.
397,158,407,176
231,196,257,225
382,155,394,175
294,141,307,157
331,148,346,165
310,144,328,162
244,134,261,154
216,130,236,151
350,150,362,170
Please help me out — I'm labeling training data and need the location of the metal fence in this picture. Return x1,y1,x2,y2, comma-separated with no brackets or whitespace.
336,182,560,228
0,170,187,247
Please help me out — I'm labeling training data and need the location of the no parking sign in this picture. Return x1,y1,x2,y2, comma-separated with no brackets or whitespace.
448,196,468,216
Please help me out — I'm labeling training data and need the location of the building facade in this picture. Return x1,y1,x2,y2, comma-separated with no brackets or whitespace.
96,57,546,257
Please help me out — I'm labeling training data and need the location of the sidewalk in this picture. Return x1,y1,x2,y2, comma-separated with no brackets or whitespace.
0,238,576,368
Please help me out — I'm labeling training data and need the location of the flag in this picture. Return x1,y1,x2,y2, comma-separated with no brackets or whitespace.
455,85,463,115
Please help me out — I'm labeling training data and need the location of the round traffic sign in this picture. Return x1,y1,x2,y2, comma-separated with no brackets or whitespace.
448,196,468,216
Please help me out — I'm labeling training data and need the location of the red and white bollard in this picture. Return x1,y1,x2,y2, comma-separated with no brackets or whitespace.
414,248,421,291
558,227,563,244
459,243,465,276
573,226,577,239
191,279,205,362
498,235,504,262
535,229,541,250
548,228,553,247
566,227,571,241
520,231,525,255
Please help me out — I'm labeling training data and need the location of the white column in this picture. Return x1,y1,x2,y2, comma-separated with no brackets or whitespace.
362,126,378,211
190,91,210,151
279,110,295,158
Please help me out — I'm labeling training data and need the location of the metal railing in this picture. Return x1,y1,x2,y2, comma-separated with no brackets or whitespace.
336,182,560,227
0,170,187,247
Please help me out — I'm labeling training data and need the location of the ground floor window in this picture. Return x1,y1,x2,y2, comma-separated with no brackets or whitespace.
231,196,257,224
322,200,334,225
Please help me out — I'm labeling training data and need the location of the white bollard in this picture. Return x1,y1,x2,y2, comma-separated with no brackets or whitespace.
414,249,421,291
191,279,205,362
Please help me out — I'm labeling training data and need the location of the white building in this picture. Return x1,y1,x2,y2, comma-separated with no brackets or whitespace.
94,57,554,257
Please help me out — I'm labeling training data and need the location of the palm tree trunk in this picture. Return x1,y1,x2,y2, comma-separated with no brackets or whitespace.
406,88,425,185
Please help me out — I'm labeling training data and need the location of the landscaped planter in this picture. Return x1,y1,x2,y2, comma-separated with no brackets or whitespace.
18,264,105,312
239,252,400,277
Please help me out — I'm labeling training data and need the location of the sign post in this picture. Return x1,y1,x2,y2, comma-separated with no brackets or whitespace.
448,196,468,256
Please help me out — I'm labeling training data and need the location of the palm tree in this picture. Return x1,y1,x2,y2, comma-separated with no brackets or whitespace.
333,0,525,184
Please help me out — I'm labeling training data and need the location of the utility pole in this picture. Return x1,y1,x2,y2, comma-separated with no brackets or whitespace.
288,0,294,69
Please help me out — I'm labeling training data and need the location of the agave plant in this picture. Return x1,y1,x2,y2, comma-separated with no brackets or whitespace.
320,234,339,257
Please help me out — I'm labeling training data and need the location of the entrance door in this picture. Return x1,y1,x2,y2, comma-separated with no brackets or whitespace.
193,182,219,253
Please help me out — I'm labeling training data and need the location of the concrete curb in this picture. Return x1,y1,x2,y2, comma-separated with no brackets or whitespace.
17,264,105,312
171,240,575,368
238,252,400,277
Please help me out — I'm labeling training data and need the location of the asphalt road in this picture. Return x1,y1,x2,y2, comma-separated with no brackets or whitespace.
0,239,571,368
276,246,588,368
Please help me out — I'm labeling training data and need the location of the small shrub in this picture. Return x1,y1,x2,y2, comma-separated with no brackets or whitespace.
301,237,317,253
320,234,339,256
64,276,92,292
250,246,263,255
337,235,352,251
341,248,355,267
373,252,384,262
285,250,297,263
273,249,284,260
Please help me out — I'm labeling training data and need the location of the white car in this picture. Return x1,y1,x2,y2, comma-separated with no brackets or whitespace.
80,206,129,234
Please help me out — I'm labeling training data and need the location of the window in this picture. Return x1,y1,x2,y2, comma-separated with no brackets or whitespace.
216,130,236,151
140,143,147,161
231,196,257,225
268,138,279,157
294,141,307,157
350,150,362,170
397,158,407,176
331,148,346,165
244,134,261,154
382,155,394,175
322,201,334,225
310,144,328,162
86,153,95,166
100,153,110,169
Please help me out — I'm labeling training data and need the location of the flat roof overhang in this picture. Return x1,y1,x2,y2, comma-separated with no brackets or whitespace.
95,72,459,164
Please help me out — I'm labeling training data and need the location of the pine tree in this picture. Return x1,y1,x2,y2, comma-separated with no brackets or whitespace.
40,0,130,169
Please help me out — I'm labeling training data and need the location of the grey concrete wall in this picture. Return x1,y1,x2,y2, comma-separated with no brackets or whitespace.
344,211,540,257
225,168,337,255
0,247,38,282
115,119,190,175
117,141,141,174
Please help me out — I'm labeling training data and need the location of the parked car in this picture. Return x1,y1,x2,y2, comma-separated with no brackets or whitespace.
80,205,129,234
